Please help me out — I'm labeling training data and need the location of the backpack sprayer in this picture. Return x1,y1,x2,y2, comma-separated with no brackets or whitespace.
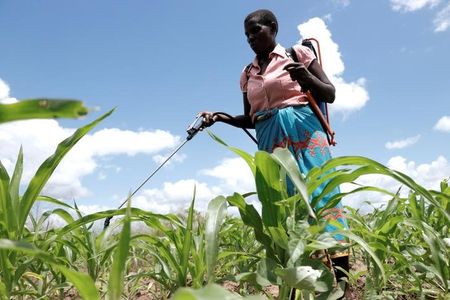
103,113,257,229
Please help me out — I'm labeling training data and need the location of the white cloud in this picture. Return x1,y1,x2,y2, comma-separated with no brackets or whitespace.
434,115,450,132
297,18,369,115
385,134,421,149
131,157,257,215
133,179,222,214
152,152,187,166
342,155,450,212
0,118,181,201
434,2,450,31
391,0,441,12
202,157,254,193
0,78,18,104
81,128,180,157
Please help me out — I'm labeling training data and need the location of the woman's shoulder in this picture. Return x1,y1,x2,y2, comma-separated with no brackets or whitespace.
292,43,315,56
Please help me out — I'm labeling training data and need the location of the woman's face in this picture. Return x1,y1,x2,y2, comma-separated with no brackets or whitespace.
244,17,276,55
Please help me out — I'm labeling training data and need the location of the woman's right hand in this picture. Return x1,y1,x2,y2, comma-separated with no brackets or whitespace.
199,111,218,128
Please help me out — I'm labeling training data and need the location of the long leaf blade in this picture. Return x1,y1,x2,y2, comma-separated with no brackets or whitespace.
18,109,114,233
0,99,88,123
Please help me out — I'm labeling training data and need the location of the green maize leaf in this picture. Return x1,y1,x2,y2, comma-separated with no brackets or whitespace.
55,207,171,238
9,147,23,220
217,251,262,261
18,109,114,234
226,193,278,262
422,229,449,290
136,235,183,281
286,238,306,267
376,191,401,228
0,99,88,123
0,239,99,299
108,199,132,300
275,265,323,291
179,190,195,285
256,257,280,285
315,185,394,216
235,271,272,287
0,280,6,300
0,249,13,296
36,195,74,210
306,168,351,195
254,151,284,227
172,283,267,300
41,208,76,226
205,196,227,283
305,236,341,253
267,226,289,250
271,148,315,219
143,247,173,282
336,230,386,284
311,165,381,209
0,160,15,239
207,131,256,175
376,215,404,235
325,156,450,223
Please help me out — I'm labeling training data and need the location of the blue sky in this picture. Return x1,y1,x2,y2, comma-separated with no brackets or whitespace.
1,0,449,216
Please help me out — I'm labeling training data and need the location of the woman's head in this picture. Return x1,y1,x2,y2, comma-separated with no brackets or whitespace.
244,9,278,55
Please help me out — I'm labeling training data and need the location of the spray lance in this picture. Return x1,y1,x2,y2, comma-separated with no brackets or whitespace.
103,115,206,229
103,113,257,229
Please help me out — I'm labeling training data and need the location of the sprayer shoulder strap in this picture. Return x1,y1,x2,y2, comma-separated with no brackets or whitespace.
287,45,336,146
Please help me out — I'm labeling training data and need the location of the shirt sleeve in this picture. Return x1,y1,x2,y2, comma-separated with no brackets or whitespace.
240,65,249,93
293,44,316,68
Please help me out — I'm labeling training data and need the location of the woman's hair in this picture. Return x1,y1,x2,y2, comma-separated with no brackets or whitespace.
244,9,278,33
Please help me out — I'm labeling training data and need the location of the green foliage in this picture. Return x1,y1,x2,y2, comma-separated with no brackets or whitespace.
172,284,266,300
0,98,88,123
1,102,449,299
0,106,113,298
206,131,449,299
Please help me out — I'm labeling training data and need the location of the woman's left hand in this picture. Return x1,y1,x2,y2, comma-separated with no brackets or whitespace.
284,62,314,92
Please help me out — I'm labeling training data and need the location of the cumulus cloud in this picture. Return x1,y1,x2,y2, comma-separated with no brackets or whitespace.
0,78,181,201
153,152,187,166
133,179,222,214
385,134,421,149
131,157,256,215
297,18,369,115
0,123,181,200
390,0,450,32
0,78,18,104
201,157,254,193
391,0,441,12
434,2,450,31
342,155,450,212
434,115,450,132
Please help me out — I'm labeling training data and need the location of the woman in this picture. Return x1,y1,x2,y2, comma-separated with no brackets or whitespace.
201,9,349,283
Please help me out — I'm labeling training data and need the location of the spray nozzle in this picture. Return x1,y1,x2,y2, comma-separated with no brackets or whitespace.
186,115,204,140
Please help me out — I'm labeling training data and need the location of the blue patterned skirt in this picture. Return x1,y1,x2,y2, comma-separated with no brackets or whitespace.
254,105,348,240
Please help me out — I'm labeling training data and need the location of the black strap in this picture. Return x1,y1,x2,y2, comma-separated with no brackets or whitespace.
286,47,298,63
301,39,318,57
245,63,253,80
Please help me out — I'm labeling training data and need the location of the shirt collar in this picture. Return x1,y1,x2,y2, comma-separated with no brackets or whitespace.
251,44,286,67
271,44,287,58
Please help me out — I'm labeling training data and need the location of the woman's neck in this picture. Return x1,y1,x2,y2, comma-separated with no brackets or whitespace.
256,43,276,60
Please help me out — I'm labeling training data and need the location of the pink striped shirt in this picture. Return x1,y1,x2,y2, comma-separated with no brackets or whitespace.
240,44,316,120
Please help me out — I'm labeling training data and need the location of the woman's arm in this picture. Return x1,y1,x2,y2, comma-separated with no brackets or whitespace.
284,59,336,103
199,93,254,129
307,59,336,103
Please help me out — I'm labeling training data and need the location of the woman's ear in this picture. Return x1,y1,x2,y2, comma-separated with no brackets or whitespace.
270,22,278,35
